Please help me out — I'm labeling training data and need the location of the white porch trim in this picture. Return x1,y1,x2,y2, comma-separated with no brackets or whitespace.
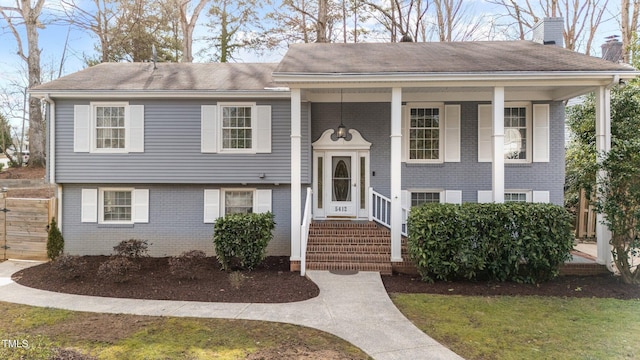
390,87,403,262
291,88,302,262
595,85,612,266
492,87,505,203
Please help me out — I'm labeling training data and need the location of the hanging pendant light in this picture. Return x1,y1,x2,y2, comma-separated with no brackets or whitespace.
336,89,347,139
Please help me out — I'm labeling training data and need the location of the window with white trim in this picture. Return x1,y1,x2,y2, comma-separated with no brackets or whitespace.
95,105,126,149
73,102,144,153
504,106,529,161
221,105,253,150
224,190,254,215
409,106,442,161
204,189,272,222
102,189,132,222
411,191,442,207
504,191,531,203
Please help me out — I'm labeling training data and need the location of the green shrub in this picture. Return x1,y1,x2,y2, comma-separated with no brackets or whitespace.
46,217,64,260
113,239,149,258
168,250,207,279
407,202,574,283
213,212,275,270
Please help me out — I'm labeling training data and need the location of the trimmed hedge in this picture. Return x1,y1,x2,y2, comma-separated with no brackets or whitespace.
46,217,64,260
213,212,275,270
407,202,574,283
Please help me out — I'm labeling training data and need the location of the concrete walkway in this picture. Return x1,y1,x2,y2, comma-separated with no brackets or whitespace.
0,260,463,360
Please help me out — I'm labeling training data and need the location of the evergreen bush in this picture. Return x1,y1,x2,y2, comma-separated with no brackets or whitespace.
407,202,574,283
46,217,64,260
213,212,275,270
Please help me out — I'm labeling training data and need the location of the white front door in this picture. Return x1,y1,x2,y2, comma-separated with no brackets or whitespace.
312,128,371,220
326,152,357,217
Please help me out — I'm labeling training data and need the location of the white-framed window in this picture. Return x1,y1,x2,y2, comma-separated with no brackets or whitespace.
81,188,149,224
411,191,442,207
221,104,253,151
94,104,126,150
201,104,271,154
203,188,272,223
73,103,144,153
478,102,548,163
504,191,531,203
503,103,532,162
100,188,133,223
224,189,254,215
407,103,444,163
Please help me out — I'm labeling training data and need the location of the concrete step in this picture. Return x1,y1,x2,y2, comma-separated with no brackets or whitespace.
306,261,393,275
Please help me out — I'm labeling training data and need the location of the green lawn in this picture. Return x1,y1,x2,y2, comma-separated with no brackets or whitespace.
392,294,640,360
0,302,369,359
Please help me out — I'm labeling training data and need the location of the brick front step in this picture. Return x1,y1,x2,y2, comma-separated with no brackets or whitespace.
307,244,391,254
305,220,394,274
307,253,391,263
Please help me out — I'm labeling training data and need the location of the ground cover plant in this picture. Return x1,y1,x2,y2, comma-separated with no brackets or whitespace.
391,293,640,360
0,301,369,360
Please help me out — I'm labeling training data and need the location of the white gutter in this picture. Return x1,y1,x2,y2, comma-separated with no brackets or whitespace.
30,90,291,100
272,71,640,86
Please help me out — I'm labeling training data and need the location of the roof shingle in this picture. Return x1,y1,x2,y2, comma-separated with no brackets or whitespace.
274,41,635,74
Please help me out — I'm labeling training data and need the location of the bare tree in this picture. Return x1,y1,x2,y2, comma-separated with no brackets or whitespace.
175,0,210,62
360,0,429,42
432,0,484,42
621,0,640,63
488,0,609,55
60,0,116,63
0,0,46,168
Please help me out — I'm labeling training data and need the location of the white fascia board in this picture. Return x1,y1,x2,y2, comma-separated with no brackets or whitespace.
272,71,638,86
29,90,291,99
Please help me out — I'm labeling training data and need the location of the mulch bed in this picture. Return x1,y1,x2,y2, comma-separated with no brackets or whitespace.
13,256,640,302
13,256,320,303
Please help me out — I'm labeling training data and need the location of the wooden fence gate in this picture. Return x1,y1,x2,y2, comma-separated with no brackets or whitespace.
576,189,597,239
0,193,56,261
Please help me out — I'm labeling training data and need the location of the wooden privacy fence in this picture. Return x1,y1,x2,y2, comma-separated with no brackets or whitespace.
576,189,597,239
0,193,56,261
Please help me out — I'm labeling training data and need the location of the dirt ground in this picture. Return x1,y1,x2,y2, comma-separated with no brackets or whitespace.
0,166,54,198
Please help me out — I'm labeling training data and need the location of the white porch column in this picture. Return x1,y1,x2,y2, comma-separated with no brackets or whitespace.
390,87,403,262
595,85,612,265
290,88,302,262
492,87,505,203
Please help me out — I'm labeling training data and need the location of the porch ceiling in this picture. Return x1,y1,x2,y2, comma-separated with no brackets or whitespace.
303,85,597,102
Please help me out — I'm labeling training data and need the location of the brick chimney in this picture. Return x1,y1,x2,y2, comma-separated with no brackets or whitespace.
532,17,564,47
601,36,623,63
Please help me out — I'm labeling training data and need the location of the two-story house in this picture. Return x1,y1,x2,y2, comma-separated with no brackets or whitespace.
31,18,637,273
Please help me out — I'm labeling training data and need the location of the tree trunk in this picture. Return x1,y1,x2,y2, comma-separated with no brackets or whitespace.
24,0,45,168
316,0,328,42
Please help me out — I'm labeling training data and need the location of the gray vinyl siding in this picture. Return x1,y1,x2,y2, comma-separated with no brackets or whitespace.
311,101,565,205
54,99,310,184
61,184,291,257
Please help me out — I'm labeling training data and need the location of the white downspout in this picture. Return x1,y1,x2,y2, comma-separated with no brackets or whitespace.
43,95,61,231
